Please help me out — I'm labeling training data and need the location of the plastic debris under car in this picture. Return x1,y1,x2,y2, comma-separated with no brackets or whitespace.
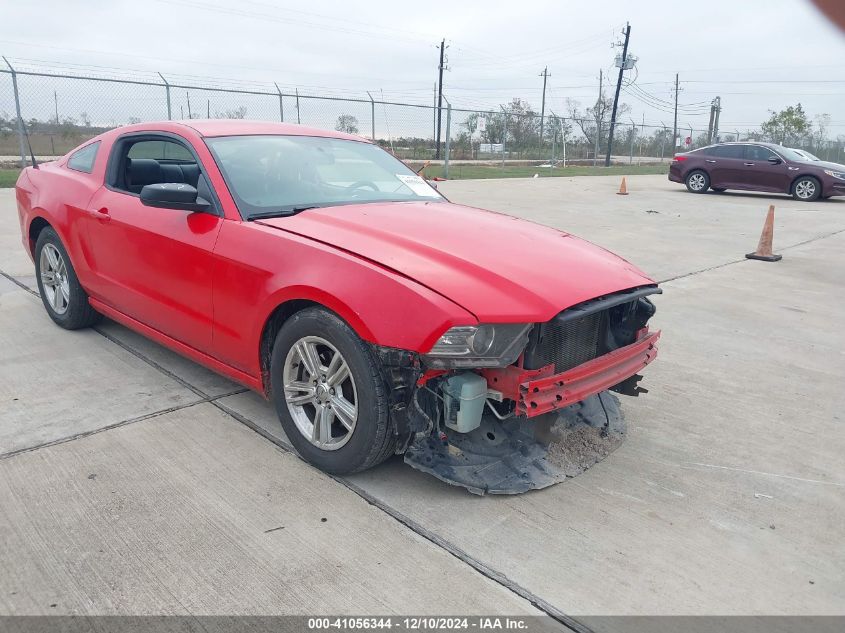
403,391,625,495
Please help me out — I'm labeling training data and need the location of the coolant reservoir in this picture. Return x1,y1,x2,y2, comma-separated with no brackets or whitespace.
443,372,487,433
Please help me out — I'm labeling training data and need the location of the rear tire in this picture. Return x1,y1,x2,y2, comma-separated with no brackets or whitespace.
685,170,710,193
269,307,396,475
34,227,101,330
792,176,821,201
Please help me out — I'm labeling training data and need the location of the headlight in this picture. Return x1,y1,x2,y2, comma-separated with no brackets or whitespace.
823,169,845,180
423,323,532,368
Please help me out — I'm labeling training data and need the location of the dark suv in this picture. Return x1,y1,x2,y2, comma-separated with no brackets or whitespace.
668,142,845,201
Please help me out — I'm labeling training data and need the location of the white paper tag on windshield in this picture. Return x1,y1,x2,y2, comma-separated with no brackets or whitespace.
395,174,440,197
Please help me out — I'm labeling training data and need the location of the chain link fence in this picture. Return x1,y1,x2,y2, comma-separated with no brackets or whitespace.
3,65,841,173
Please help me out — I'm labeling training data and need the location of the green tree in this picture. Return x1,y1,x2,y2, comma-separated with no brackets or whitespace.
544,114,571,146
504,98,539,151
761,104,812,145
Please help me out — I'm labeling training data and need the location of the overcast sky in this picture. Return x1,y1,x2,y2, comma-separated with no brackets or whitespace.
2,0,844,136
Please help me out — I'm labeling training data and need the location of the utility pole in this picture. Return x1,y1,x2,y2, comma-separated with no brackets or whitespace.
604,22,631,167
672,73,679,153
186,91,192,119
539,66,550,146
54,91,59,125
435,38,448,159
593,69,602,166
712,96,721,142
707,99,716,144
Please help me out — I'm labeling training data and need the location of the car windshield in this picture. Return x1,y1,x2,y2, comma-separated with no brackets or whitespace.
205,134,444,218
772,146,808,162
791,148,820,161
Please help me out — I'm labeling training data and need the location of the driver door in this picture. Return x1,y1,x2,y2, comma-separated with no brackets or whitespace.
85,134,222,353
742,145,790,192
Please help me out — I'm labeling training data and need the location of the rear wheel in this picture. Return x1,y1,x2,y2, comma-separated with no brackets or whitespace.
685,170,709,193
34,227,101,329
792,176,821,201
269,307,396,475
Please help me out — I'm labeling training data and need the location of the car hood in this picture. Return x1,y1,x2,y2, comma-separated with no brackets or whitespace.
802,160,845,171
256,201,655,322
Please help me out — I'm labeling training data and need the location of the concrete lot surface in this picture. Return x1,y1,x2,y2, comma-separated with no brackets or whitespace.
1,176,843,622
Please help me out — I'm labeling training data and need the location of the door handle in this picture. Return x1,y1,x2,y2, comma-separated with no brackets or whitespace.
744,162,755,166
92,207,111,223
705,159,716,163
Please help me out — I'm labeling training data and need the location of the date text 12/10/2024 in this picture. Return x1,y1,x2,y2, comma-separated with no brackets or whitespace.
307,617,532,630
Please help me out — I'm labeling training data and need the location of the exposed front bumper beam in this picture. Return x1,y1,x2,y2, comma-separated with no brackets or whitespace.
514,331,660,417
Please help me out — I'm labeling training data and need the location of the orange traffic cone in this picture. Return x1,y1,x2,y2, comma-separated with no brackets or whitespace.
745,205,782,262
617,177,628,195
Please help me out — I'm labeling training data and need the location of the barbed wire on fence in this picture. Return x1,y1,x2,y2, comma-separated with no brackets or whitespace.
2,63,842,169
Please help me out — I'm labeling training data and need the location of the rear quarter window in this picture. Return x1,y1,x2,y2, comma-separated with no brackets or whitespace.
66,141,101,173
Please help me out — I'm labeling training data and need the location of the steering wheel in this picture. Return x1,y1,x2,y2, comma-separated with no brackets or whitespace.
346,180,379,197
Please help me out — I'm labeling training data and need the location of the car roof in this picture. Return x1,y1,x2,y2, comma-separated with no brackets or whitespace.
707,141,781,149
124,119,368,142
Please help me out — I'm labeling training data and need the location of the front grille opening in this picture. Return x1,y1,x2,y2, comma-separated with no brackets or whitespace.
527,312,603,372
522,289,658,374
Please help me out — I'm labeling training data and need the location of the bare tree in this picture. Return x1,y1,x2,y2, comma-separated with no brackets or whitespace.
566,96,629,149
813,113,831,148
335,114,359,134
214,106,247,120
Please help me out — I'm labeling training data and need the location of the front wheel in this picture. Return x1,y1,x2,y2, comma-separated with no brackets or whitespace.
34,227,101,329
269,307,396,475
792,176,821,201
685,170,710,193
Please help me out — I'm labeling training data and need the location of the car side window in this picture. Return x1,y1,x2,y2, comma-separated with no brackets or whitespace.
710,145,744,159
67,141,101,173
113,137,202,196
127,140,194,162
745,145,776,161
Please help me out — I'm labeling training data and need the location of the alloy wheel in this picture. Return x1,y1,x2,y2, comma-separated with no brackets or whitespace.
282,336,358,451
39,244,70,315
688,173,706,191
794,179,816,199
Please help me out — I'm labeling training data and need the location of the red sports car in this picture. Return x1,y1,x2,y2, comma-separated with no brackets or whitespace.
15,120,660,493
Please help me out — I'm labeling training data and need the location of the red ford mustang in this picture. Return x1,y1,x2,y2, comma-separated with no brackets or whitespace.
15,120,660,492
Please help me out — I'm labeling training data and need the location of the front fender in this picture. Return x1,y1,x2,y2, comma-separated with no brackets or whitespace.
211,220,476,378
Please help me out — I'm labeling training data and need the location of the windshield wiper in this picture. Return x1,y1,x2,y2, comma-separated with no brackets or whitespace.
246,206,320,221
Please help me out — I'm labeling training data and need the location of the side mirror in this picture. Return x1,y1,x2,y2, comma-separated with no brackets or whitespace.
140,183,211,213
768,156,782,165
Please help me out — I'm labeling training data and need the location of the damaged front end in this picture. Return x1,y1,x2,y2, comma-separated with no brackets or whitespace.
378,285,661,495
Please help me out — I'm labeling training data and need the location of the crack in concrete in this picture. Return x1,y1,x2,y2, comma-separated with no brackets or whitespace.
658,227,845,284
1,265,591,632
0,387,246,461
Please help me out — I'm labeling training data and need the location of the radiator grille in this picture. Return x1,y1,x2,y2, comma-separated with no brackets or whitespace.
532,312,603,372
